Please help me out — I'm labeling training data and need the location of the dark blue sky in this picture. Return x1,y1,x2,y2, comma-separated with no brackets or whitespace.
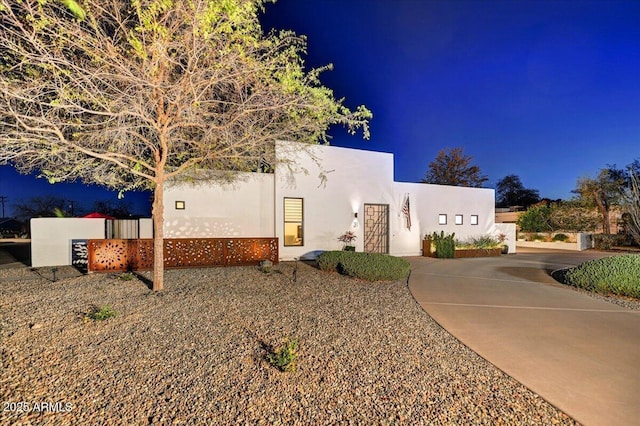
263,0,639,196
1,0,638,218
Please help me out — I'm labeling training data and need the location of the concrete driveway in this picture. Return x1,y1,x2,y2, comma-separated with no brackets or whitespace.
408,248,640,426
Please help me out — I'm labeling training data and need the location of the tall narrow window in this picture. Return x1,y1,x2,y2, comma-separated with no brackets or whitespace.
438,214,447,225
470,215,479,225
455,214,463,225
284,198,304,246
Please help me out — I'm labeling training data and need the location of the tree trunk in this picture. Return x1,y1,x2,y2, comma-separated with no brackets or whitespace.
152,181,164,291
593,191,611,234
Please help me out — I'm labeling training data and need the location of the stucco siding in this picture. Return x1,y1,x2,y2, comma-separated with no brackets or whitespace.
163,173,275,238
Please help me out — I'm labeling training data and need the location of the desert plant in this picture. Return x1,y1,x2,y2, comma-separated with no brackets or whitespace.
119,272,134,281
552,233,569,242
85,305,117,322
338,231,357,251
457,235,501,249
563,255,640,298
431,231,455,258
317,251,411,281
266,338,299,372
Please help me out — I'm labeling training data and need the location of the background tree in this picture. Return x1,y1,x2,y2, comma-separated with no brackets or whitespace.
573,165,627,234
421,147,488,187
495,174,540,208
91,200,135,218
548,201,600,232
13,195,77,221
0,0,371,290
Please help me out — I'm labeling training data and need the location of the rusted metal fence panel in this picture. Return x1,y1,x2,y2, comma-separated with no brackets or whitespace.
87,238,278,272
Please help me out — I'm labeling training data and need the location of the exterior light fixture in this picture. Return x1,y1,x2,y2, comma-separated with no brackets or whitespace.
175,201,185,210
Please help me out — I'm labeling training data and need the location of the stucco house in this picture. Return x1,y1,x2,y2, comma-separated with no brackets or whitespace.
164,141,513,260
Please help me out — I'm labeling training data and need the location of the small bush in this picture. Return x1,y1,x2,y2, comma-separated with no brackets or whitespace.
317,251,411,282
563,255,640,298
552,233,569,242
119,272,134,281
266,338,299,372
532,233,545,241
85,305,117,322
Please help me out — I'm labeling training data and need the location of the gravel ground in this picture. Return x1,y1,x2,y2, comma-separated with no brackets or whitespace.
1,263,577,425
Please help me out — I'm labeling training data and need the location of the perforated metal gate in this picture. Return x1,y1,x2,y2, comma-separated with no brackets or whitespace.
364,204,389,254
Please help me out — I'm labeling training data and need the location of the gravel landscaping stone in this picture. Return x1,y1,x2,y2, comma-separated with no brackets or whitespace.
1,262,577,425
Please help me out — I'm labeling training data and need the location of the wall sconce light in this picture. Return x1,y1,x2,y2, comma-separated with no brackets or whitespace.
354,212,358,218
175,201,185,210
352,211,359,229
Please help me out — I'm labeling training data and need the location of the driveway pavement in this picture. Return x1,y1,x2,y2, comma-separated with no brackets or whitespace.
408,248,640,426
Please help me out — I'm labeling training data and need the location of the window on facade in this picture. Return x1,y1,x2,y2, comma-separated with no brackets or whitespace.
284,198,303,246
470,215,479,225
455,214,463,225
438,214,447,225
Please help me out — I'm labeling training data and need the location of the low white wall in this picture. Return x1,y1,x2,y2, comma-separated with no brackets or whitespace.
163,173,275,238
31,218,106,267
140,218,153,238
494,223,517,254
516,233,593,251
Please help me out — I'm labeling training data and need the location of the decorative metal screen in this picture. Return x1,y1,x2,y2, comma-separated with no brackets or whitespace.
87,238,278,272
364,204,389,254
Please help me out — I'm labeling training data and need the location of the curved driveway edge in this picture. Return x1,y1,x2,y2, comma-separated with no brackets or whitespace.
408,248,640,426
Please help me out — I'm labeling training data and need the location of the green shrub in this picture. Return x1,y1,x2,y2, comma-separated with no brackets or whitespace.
552,233,569,242
317,251,411,282
266,338,299,372
563,255,640,298
532,233,545,241
85,305,117,322
431,231,455,258
593,234,627,250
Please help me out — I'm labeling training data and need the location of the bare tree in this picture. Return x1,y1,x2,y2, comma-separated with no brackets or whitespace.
624,171,640,245
0,0,371,290
422,147,488,187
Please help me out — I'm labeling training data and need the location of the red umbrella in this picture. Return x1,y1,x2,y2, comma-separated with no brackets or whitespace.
83,212,116,219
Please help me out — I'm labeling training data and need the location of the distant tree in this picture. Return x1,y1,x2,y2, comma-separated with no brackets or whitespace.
13,195,75,221
0,0,371,290
517,204,552,233
573,166,627,234
421,147,488,187
91,200,134,218
495,175,540,208
548,201,600,232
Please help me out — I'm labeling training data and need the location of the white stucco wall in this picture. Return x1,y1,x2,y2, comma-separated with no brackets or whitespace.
275,141,396,260
163,173,275,238
31,218,107,267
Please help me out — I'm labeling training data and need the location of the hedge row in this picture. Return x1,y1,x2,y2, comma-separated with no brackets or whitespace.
317,251,411,282
563,254,640,298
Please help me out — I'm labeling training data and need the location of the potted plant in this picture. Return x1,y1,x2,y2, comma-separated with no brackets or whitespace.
338,231,357,251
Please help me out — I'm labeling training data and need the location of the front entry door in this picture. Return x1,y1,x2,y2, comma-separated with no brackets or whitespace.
364,204,389,254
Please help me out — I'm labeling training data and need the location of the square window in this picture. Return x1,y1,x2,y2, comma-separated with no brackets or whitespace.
455,214,463,225
438,214,447,225
175,201,185,210
470,215,479,225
